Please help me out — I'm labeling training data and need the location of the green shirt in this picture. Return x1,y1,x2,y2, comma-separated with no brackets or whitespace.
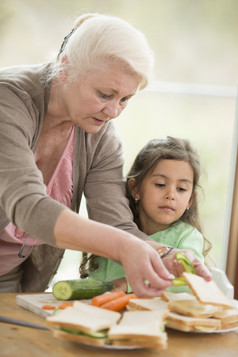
88,220,204,293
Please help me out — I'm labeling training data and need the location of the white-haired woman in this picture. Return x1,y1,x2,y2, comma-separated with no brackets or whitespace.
0,13,211,296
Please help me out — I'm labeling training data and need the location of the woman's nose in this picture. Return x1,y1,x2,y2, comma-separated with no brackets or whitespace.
102,101,122,119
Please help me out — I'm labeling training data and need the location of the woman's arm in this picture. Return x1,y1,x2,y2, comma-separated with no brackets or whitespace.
54,209,173,297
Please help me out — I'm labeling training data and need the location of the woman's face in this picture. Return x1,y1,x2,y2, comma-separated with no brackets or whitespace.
59,61,139,133
136,159,194,235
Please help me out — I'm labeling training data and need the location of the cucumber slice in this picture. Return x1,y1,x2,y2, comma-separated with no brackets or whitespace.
176,253,195,274
61,326,107,339
172,277,187,286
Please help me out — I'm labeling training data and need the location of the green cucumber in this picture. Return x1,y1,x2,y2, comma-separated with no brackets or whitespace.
61,326,107,339
52,279,113,300
172,277,187,286
171,253,195,285
176,253,195,274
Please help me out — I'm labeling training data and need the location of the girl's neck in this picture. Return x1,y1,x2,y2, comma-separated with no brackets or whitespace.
141,222,172,236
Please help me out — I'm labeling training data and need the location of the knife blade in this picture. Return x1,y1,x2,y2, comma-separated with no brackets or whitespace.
0,315,49,330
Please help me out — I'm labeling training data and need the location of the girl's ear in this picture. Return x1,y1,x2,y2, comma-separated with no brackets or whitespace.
59,55,69,81
187,190,197,209
128,178,140,199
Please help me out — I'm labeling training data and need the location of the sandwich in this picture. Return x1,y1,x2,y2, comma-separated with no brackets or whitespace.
167,299,222,318
182,272,235,309
166,311,221,332
47,301,121,346
47,300,168,349
165,272,238,332
213,307,238,330
108,310,168,349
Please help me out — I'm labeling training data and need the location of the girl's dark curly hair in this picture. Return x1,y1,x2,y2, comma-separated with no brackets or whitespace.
125,136,211,258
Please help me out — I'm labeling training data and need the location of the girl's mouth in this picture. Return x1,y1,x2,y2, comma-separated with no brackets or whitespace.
160,206,175,211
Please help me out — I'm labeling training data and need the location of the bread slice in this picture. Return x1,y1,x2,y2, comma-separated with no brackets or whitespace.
166,311,221,332
213,307,238,323
73,301,121,325
47,303,120,333
127,297,168,313
182,273,235,309
161,291,196,302
52,328,107,346
168,299,221,318
108,311,167,349
213,307,238,330
112,333,167,349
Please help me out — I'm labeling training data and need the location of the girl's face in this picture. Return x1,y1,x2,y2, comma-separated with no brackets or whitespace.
58,60,139,134
135,159,194,235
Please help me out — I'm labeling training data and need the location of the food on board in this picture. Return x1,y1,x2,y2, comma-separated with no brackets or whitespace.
52,279,113,300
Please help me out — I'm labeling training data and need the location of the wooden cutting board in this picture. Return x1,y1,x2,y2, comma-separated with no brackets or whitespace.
16,293,90,318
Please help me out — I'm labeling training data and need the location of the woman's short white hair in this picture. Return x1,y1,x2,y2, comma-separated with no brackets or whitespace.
50,13,154,89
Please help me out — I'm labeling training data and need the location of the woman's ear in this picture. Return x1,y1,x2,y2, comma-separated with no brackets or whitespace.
59,55,69,81
128,178,140,200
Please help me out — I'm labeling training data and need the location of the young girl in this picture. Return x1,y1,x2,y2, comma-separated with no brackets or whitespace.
84,136,211,292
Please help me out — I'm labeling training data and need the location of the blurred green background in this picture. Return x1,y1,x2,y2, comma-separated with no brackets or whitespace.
1,0,238,282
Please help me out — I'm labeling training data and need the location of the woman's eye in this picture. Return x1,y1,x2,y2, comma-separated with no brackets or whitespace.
120,97,129,104
99,91,111,99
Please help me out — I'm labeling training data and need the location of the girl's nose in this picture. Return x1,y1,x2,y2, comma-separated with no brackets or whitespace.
165,188,175,200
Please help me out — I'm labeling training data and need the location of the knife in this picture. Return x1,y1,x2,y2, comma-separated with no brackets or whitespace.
0,315,49,330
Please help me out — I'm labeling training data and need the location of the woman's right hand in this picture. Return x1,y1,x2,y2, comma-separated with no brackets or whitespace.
119,239,173,297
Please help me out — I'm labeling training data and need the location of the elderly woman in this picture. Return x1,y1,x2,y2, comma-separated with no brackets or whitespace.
0,13,211,296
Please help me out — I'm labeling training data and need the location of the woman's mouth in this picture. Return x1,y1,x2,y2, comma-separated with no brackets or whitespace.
92,117,107,125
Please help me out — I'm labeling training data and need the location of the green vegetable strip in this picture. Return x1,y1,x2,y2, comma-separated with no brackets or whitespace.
171,253,195,285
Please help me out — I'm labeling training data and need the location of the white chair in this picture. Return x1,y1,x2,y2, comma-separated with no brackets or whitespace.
210,267,234,299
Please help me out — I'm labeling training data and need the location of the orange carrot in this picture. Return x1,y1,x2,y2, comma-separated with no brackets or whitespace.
91,291,125,307
101,293,137,312
58,302,74,309
41,305,55,310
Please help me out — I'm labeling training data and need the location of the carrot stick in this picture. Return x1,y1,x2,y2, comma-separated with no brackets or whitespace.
91,291,125,307
41,305,56,310
58,302,74,309
100,293,137,312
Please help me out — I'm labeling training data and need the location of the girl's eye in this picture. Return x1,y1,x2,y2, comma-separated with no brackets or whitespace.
178,187,186,192
155,183,165,187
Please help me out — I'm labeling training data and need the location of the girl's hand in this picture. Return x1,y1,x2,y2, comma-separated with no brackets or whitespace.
162,248,212,281
110,277,128,293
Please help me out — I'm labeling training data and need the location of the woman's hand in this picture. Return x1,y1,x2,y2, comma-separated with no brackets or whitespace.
119,239,173,297
162,248,212,281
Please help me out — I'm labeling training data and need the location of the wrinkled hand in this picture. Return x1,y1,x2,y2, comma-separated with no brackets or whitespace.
162,248,212,281
119,239,173,297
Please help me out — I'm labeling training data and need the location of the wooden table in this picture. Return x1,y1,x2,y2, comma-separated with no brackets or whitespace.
1,293,238,357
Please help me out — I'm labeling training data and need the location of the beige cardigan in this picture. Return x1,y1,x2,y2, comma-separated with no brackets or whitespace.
0,63,147,292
